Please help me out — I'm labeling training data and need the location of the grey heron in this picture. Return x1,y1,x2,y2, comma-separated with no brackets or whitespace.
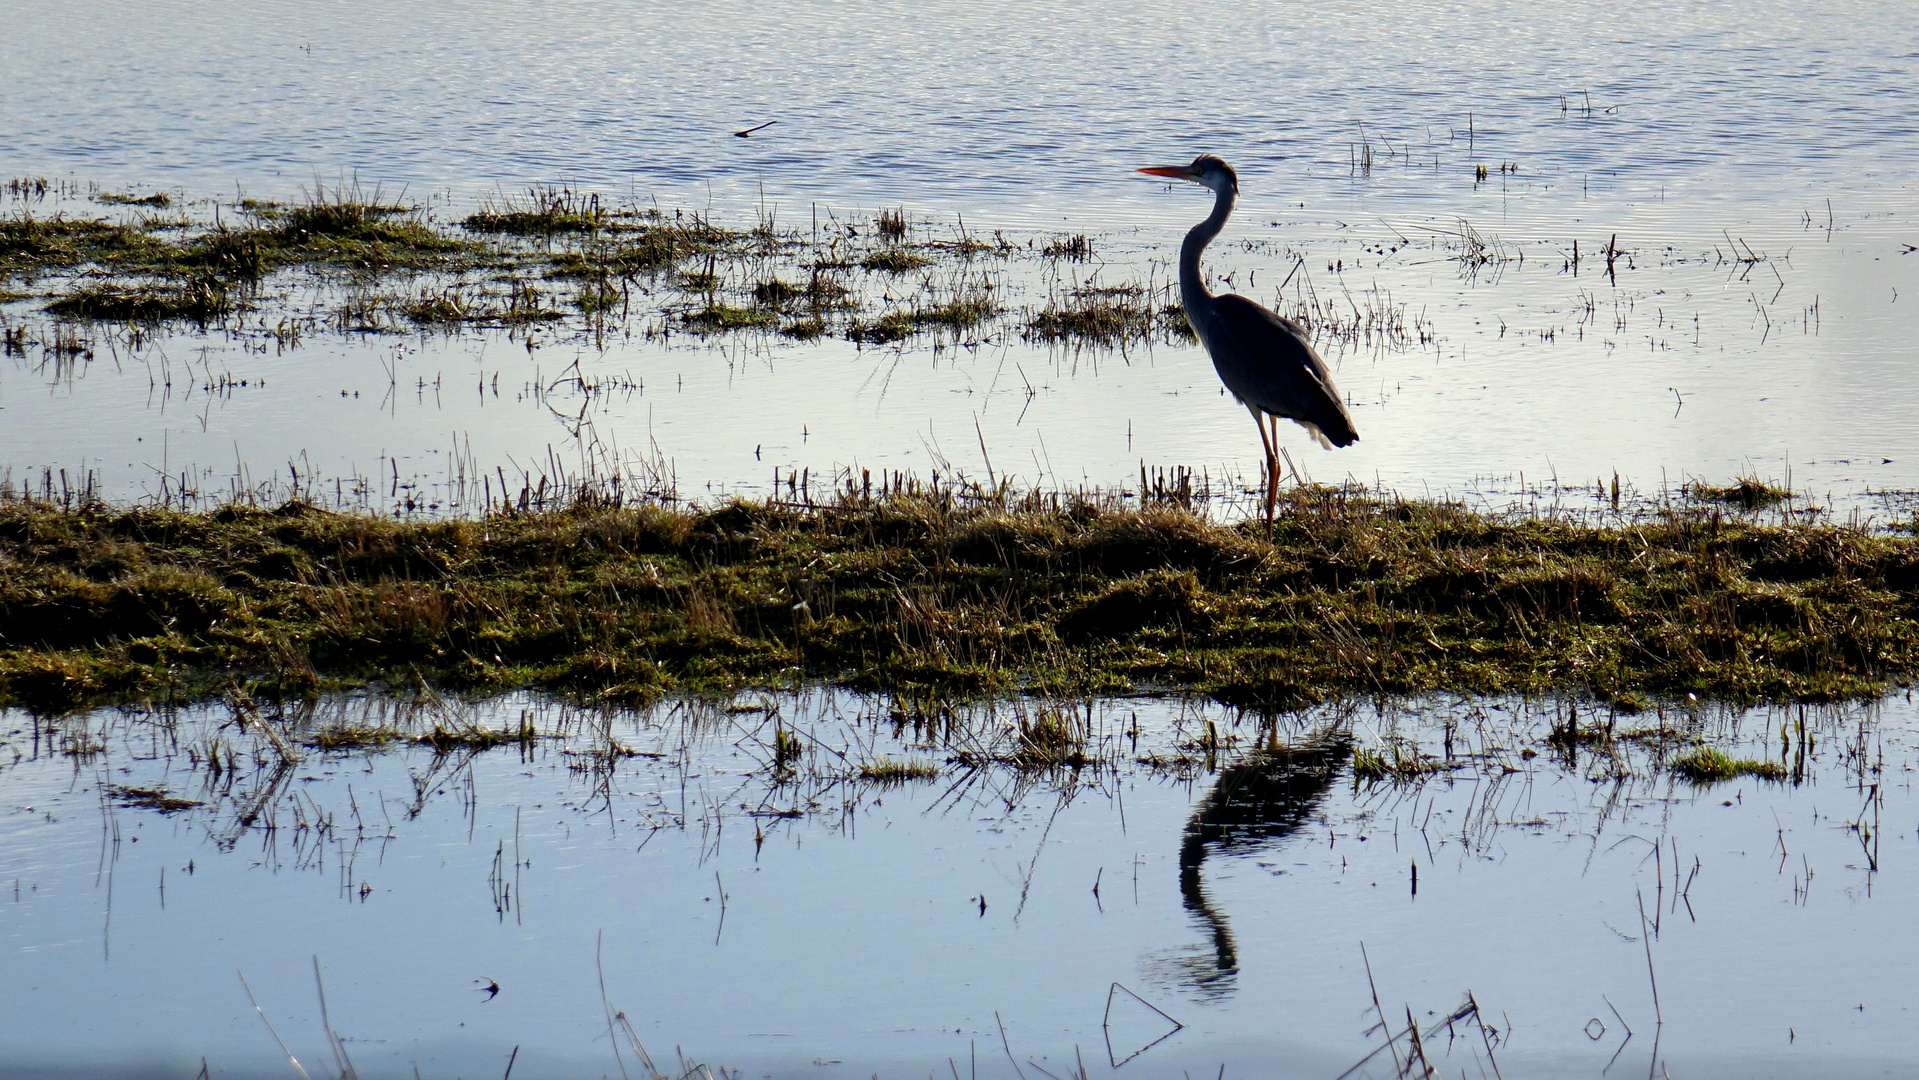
1140,155,1357,521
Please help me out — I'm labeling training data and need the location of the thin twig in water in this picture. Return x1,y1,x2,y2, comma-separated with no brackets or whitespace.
1636,888,1662,1025
1359,942,1403,1074
598,930,632,1080
312,955,359,1080
996,1011,1029,1080
237,971,313,1080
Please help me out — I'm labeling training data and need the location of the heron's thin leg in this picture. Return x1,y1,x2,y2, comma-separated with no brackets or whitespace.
1247,405,1277,523
1265,414,1283,521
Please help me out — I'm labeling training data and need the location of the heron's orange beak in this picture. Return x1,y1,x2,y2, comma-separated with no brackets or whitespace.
1138,165,1197,181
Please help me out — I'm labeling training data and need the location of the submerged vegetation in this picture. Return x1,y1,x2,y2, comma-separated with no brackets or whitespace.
0,180,1270,349
0,484,1913,715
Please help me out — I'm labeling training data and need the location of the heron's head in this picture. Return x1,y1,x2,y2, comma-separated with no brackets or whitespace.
1139,154,1238,196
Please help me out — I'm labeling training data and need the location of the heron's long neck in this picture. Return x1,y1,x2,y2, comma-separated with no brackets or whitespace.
1178,184,1234,317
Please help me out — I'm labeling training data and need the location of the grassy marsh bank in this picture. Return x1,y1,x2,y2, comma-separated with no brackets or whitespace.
1,486,1914,715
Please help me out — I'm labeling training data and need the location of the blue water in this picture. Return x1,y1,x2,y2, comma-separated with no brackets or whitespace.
5,1,1919,515
6,1,1917,220
3,692,1916,1078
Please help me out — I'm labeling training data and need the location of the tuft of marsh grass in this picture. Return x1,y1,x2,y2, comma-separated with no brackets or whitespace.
752,278,802,306
108,784,203,813
684,303,774,331
0,214,169,274
402,282,565,326
846,284,996,342
1350,743,1447,782
1668,746,1786,783
419,720,531,751
304,725,403,750
1013,706,1091,769
861,249,931,274
772,723,804,770
44,280,233,322
96,192,172,208
874,207,909,241
858,755,939,782
1693,476,1792,511
1040,234,1093,261
1026,289,1157,345
779,316,827,340
459,185,606,235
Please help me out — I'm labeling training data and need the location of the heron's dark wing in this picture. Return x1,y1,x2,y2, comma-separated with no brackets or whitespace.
1209,293,1358,446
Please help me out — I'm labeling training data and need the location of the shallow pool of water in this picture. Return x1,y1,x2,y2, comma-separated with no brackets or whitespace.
3,690,1916,1078
3,1,1918,516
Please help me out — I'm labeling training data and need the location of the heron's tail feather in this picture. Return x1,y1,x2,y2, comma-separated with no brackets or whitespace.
1295,414,1358,449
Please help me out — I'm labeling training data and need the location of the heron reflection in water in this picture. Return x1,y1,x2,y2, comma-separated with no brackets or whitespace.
1166,724,1351,997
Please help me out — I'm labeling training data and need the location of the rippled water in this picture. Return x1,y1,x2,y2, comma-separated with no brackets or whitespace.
7,1,1918,217
3,692,1916,1078
3,2,1918,513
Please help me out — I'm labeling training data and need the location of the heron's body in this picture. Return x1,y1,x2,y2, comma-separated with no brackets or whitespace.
1141,154,1357,517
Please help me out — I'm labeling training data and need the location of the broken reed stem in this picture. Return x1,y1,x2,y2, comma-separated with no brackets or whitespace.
1636,887,1662,1025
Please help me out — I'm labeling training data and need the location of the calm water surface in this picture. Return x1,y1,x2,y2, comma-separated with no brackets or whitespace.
2,692,1916,1078
2,2,1917,512
5,9,1919,1077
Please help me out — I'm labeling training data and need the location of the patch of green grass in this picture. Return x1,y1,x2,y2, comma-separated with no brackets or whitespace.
1,466,1917,715
241,184,470,270
1668,746,1786,783
459,185,606,235
915,291,997,329
96,192,172,208
684,303,773,330
858,755,939,781
753,278,802,306
1026,291,1157,344
0,215,169,274
108,784,202,812
847,310,917,343
1693,476,1791,510
1013,708,1090,769
304,725,403,750
177,228,272,280
780,317,827,340
861,249,931,274
846,288,995,343
1350,743,1445,782
44,280,233,322
577,281,623,316
402,282,566,326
